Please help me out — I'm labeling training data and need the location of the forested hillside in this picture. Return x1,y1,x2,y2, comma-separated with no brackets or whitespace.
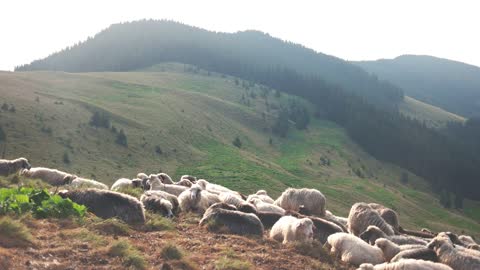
15,20,480,201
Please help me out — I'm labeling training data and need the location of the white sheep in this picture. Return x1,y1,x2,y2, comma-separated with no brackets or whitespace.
70,177,108,190
143,190,179,214
324,210,349,231
0,157,31,176
180,175,197,183
196,179,240,197
110,178,143,191
136,173,148,180
374,238,425,262
459,235,478,246
274,188,326,216
247,190,275,204
178,184,220,214
21,167,76,186
270,216,314,244
427,233,480,270
360,225,427,245
327,232,385,266
348,203,394,236
175,178,193,187
157,173,174,184
140,192,174,218
219,192,257,213
368,203,400,232
149,176,187,196
357,259,453,270
249,198,285,215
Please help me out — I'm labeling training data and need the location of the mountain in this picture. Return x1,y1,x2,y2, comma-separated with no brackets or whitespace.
354,55,480,118
16,20,403,108
1,64,478,236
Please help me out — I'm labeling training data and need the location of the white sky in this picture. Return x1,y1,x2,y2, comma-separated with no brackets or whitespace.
1,0,479,71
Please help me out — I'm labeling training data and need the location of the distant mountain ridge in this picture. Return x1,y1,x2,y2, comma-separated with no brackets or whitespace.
16,19,403,108
354,55,480,118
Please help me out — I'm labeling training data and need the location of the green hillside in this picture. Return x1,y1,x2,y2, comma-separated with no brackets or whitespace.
400,96,465,128
1,64,479,237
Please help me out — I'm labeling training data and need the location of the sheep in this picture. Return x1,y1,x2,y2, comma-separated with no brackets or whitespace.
287,211,344,244
427,233,480,270
21,167,76,186
398,226,435,239
374,238,425,262
199,204,264,236
274,188,326,217
326,232,385,266
157,173,174,184
70,177,108,190
390,247,438,262
140,192,174,218
110,178,143,191
324,210,349,232
247,190,275,204
270,216,314,244
218,192,257,213
368,203,400,232
137,173,148,180
360,225,428,245
347,203,394,236
249,198,285,215
180,175,197,183
143,190,179,214
459,235,477,246
358,259,453,270
0,157,31,176
255,211,285,229
58,189,145,224
175,178,193,187
178,185,220,214
150,176,188,196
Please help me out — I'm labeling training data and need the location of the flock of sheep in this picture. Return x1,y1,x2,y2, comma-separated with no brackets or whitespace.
1,157,480,269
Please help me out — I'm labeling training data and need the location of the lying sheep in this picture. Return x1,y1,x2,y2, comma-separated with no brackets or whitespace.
348,203,394,236
143,190,179,214
368,203,400,232
218,192,257,213
199,203,264,236
247,190,275,204
374,238,425,262
274,188,326,217
250,198,285,215
59,189,145,224
70,177,108,190
140,192,174,218
175,178,193,187
270,216,314,244
327,232,384,266
150,177,188,196
459,235,477,246
178,185,220,214
287,211,344,244
324,210,349,232
398,226,435,239
390,247,438,262
196,179,241,197
157,173,174,184
180,175,197,183
427,233,480,270
0,157,31,176
255,211,285,229
137,173,148,180
21,167,76,186
358,259,453,270
110,178,143,191
360,225,428,245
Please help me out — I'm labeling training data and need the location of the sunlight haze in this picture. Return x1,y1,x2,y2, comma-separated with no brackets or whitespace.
1,0,479,71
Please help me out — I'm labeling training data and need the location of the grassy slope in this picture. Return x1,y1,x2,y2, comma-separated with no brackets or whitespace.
0,64,478,238
399,96,466,128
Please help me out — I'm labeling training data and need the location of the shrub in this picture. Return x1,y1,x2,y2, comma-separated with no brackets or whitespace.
400,172,409,184
91,218,131,236
0,126,5,142
9,105,15,113
108,240,147,269
116,129,128,147
144,214,174,232
161,243,183,260
89,111,110,128
155,145,163,155
232,136,242,148
0,216,34,248
63,152,70,164
1,103,8,111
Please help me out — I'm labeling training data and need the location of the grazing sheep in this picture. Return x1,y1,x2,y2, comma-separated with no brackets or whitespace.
368,203,400,232
374,238,425,262
110,178,143,191
287,211,344,244
178,185,220,214
324,210,349,232
360,225,428,245
0,157,31,176
358,259,453,270
270,216,314,244
348,203,394,236
70,177,108,190
59,189,145,224
175,178,193,187
274,188,326,217
143,190,179,214
247,190,275,204
250,198,285,215
218,192,257,213
199,204,264,236
150,177,188,196
140,192,174,218
327,232,385,266
180,175,197,183
427,234,480,270
21,167,76,186
390,247,438,262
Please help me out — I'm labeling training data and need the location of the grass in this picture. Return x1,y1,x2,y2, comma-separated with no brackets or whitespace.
108,240,147,270
60,227,108,247
116,186,143,199
0,216,34,248
90,218,131,236
0,64,478,237
215,256,252,270
160,243,183,260
143,213,175,232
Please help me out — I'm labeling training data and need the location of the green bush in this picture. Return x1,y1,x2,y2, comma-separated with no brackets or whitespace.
0,187,86,218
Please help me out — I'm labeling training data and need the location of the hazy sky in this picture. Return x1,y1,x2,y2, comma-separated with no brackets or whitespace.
1,0,479,71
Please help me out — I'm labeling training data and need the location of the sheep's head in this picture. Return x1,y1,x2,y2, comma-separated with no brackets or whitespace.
196,179,208,190
137,173,148,180
189,186,202,201
58,189,69,199
158,199,174,218
63,175,76,185
374,238,392,250
19,158,31,170
360,225,384,244
296,218,314,241
177,179,193,187
131,179,142,188
141,178,151,190
256,190,268,195
427,234,453,252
